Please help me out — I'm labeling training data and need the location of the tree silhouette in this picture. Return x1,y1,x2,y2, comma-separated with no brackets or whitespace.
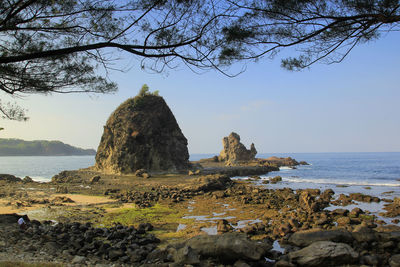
1,0,399,120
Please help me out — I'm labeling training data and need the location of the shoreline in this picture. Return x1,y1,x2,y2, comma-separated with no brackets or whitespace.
0,156,400,265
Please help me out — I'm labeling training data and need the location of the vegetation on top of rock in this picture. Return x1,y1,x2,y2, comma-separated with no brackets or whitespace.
0,138,96,156
133,84,160,108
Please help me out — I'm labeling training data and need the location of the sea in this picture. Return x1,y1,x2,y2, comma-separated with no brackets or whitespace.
1,152,400,199
1,152,399,222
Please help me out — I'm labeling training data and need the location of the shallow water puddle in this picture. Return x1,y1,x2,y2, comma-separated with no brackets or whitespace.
272,240,285,253
201,226,217,235
325,200,399,225
182,215,236,221
187,200,196,212
233,219,262,229
176,224,187,231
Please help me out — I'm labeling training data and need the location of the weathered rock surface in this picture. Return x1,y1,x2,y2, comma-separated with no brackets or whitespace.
288,229,353,247
182,233,271,263
390,254,400,267
218,132,257,165
264,156,300,166
95,94,189,173
288,241,359,266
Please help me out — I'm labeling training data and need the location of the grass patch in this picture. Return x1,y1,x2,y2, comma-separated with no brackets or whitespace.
359,214,375,221
97,203,194,243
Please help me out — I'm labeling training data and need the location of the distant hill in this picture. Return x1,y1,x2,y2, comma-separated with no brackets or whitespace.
0,138,96,156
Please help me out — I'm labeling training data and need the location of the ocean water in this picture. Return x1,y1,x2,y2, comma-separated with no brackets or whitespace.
0,155,95,182
241,152,400,199
0,153,399,197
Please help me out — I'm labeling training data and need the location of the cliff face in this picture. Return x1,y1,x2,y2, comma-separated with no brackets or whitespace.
218,132,257,165
95,95,189,174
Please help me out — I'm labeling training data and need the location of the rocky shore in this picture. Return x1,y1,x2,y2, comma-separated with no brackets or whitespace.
1,167,400,266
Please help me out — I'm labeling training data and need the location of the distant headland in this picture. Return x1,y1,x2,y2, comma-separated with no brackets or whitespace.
0,138,96,156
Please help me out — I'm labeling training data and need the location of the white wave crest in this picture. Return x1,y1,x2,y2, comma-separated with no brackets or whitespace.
283,177,400,187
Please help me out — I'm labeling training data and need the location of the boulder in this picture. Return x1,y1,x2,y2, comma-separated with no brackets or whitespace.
182,233,271,263
171,245,200,265
389,254,400,267
298,191,319,213
288,241,358,266
71,255,86,264
217,219,233,233
288,229,353,247
351,225,376,243
218,132,257,165
269,176,282,184
190,175,232,192
336,216,351,226
95,93,189,174
90,175,101,184
134,169,151,179
23,176,34,183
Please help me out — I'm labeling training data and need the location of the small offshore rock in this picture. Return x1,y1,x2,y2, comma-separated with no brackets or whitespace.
269,176,282,184
23,176,34,183
218,132,257,165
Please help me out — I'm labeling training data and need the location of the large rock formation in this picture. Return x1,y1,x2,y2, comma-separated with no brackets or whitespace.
95,93,189,174
218,132,257,165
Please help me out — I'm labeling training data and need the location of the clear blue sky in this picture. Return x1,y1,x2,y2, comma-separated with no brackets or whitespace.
2,32,400,154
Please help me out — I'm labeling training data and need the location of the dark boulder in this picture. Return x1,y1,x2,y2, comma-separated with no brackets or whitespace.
288,229,354,247
181,233,271,263
288,241,358,266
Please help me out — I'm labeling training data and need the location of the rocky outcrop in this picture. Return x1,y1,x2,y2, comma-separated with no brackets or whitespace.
95,93,189,174
218,132,257,165
264,156,300,166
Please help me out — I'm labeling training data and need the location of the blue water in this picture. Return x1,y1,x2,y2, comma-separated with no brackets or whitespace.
193,152,400,198
0,153,399,194
259,152,400,187
0,155,95,182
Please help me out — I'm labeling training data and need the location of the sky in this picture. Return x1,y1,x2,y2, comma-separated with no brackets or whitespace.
1,32,400,154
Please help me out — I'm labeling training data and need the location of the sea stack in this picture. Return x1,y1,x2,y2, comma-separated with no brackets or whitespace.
218,132,257,165
95,88,189,174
